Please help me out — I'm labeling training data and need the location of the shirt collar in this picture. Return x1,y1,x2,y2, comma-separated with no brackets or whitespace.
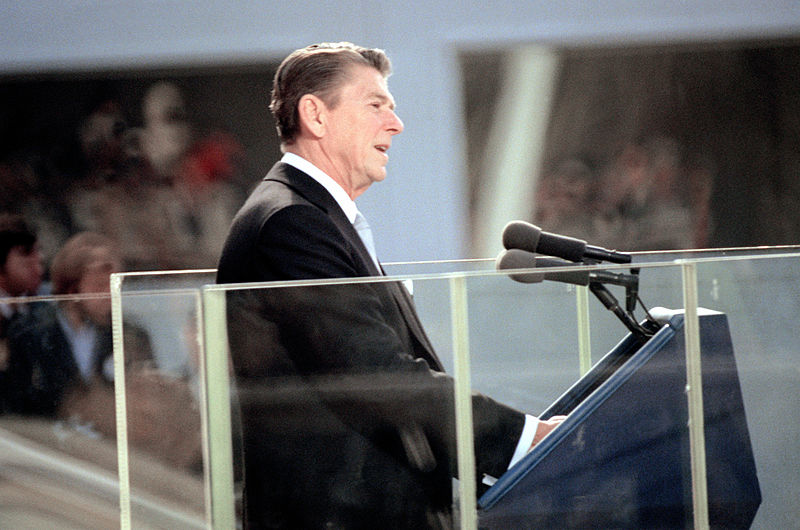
281,152,359,223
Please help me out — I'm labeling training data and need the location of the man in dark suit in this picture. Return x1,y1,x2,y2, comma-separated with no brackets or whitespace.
7,232,153,416
217,42,564,529
0,214,44,413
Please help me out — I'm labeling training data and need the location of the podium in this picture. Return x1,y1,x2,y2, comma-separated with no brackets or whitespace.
478,309,761,529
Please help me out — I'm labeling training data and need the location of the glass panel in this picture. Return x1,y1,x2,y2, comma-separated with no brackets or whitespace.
115,271,215,528
7,250,794,527
692,254,800,529
1,294,121,528
197,255,745,528
203,275,465,528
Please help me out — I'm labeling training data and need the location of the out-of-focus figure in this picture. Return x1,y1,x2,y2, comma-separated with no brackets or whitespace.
0,213,44,413
5,232,149,416
6,231,202,470
140,81,192,180
70,82,245,271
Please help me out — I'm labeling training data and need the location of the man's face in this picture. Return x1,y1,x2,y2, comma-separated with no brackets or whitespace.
1,245,43,296
319,64,404,198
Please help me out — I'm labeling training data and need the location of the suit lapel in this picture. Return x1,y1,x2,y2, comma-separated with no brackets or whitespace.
387,280,445,371
265,163,381,276
266,162,444,371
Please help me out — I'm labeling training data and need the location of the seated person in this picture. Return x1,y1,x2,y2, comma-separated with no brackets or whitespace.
6,232,151,416
0,213,44,413
8,232,203,471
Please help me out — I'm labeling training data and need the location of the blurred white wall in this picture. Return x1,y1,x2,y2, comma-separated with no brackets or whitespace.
2,0,799,261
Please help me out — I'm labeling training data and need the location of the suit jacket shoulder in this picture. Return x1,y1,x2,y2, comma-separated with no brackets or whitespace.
6,304,79,415
217,162,377,283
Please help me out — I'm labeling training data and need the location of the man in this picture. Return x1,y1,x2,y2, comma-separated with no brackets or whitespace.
0,214,44,412
217,42,563,528
7,232,152,416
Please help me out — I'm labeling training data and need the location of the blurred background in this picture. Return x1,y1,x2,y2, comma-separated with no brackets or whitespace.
2,4,800,527
2,1,800,270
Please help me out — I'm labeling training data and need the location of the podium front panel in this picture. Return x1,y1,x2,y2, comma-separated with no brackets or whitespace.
479,311,761,529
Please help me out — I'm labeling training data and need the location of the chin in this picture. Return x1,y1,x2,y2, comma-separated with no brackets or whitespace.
369,168,388,182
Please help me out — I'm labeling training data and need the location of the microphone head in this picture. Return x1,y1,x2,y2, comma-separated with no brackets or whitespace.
497,250,592,286
502,220,542,252
495,249,544,283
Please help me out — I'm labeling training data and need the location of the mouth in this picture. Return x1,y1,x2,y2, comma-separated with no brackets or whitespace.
375,144,389,154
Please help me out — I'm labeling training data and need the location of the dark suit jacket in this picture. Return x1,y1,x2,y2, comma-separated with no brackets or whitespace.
6,304,113,416
217,162,525,529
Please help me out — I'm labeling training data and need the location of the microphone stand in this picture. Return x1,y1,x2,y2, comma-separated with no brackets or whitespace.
588,282,653,341
625,268,640,313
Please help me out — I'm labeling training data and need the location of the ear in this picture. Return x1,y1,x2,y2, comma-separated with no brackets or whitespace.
296,94,327,139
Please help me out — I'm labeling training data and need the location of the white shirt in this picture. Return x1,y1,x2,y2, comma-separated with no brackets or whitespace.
56,310,98,383
281,152,384,272
280,152,540,476
281,152,360,225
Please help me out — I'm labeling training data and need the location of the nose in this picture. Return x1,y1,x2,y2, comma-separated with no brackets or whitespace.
388,110,404,135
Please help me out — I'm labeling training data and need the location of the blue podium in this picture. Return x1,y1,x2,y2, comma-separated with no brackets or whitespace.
478,309,761,529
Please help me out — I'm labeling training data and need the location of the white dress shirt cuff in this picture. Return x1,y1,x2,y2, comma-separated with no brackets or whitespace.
482,414,539,487
509,414,539,469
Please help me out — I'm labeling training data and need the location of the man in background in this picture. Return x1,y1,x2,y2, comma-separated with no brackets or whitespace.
0,214,44,413
6,232,151,416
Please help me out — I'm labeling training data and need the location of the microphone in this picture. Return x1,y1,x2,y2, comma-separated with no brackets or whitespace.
502,221,632,264
496,249,639,289
497,249,651,340
496,249,572,284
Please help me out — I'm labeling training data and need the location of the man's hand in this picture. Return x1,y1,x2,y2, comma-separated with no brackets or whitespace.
530,415,568,449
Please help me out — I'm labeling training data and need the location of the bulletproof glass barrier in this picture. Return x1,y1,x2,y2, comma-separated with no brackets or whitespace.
0,281,210,529
3,247,799,528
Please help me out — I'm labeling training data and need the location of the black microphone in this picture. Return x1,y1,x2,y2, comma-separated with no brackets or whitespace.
502,221,632,264
497,249,651,339
496,249,578,284
496,249,639,289
497,249,652,339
